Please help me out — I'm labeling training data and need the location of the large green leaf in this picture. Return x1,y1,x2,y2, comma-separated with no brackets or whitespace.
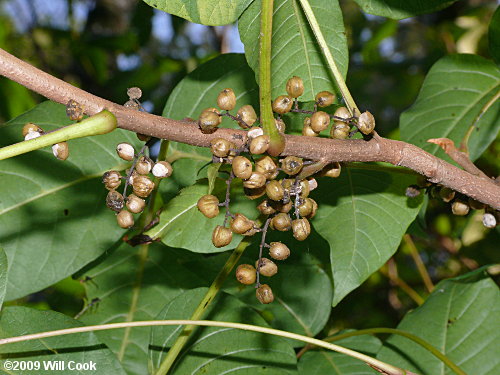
142,0,253,25
377,270,500,375
149,288,298,374
238,0,348,101
0,306,126,374
0,247,6,310
80,243,206,375
352,0,457,20
489,6,500,65
313,166,422,306
163,53,258,188
0,101,143,300
401,54,500,162
298,333,381,374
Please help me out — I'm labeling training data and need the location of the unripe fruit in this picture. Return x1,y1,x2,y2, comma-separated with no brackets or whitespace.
132,175,155,197
232,156,253,180
210,138,233,158
333,106,351,124
256,258,278,277
281,156,303,175
243,172,267,189
197,194,219,218
269,242,290,260
275,118,286,133
236,105,257,128
271,213,292,231
52,142,69,161
302,117,318,137
212,225,232,247
439,187,455,203
292,218,311,241
256,284,274,304
230,213,254,234
135,156,152,175
117,210,134,229
482,213,497,228
286,76,304,98
266,180,285,201
250,135,270,155
198,110,221,134
310,111,330,133
126,194,146,214
257,199,276,215
244,186,266,200
358,111,375,135
255,156,278,180
321,162,341,178
152,161,173,178
315,91,335,107
127,87,142,100
217,88,236,111
66,99,84,121
116,143,135,161
272,95,293,114
106,190,124,212
22,123,43,137
236,264,256,285
102,170,122,190
298,198,314,217
451,200,469,216
330,124,350,139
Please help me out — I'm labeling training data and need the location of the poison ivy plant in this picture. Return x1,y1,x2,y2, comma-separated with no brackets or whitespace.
142,0,253,25
0,306,127,374
238,0,348,101
352,0,457,20
400,54,500,162
0,101,143,300
149,288,298,374
377,269,500,375
313,167,422,306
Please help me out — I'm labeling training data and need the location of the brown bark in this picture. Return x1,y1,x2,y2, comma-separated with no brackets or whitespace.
1,47,499,210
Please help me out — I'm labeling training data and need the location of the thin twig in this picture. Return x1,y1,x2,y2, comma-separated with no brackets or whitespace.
382,259,424,306
404,234,434,293
256,218,272,287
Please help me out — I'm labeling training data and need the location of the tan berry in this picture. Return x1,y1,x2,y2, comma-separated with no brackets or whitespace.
266,180,285,201
135,156,152,175
106,190,124,212
256,258,278,277
482,213,497,228
198,110,221,134
451,200,469,216
247,126,264,139
230,213,255,234
117,210,134,229
22,123,43,137
102,170,122,190
269,242,290,260
286,76,304,98
255,156,278,180
439,187,455,203
272,95,293,114
116,142,135,161
271,213,292,231
250,135,270,155
66,99,84,121
236,264,256,285
315,91,335,107
212,225,233,247
257,199,277,215
256,284,274,304
126,194,146,214
152,161,173,178
127,87,142,100
292,218,311,241
330,124,350,139
333,106,351,124
210,138,234,158
244,186,266,200
302,117,318,137
358,111,375,135
52,142,69,161
236,105,257,128
321,162,341,178
197,194,220,218
132,175,155,197
468,198,485,210
310,111,330,133
243,172,267,189
275,118,286,133
298,198,314,217
274,200,293,213
281,156,303,175
217,88,236,111
232,156,253,180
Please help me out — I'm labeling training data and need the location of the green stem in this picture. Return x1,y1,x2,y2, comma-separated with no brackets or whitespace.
297,0,358,116
0,320,413,375
324,328,466,375
0,110,117,161
154,236,254,375
259,0,284,156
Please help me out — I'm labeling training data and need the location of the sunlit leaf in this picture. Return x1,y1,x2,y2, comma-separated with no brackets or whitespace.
239,0,348,101
377,269,500,375
352,0,457,20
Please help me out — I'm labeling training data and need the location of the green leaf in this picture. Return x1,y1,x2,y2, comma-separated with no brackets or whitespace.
0,101,143,300
146,179,257,253
489,6,500,65
0,247,6,310
377,270,500,375
298,333,381,374
352,0,457,20
163,53,258,188
0,306,126,375
80,243,206,375
401,54,500,162
207,163,222,194
238,0,348,101
142,0,253,25
149,288,298,374
313,166,422,306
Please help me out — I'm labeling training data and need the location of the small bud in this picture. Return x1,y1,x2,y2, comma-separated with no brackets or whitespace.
249,135,270,155
230,213,255,234
52,142,69,161
236,264,256,285
197,194,220,218
315,91,335,107
310,111,330,133
116,143,135,161
256,284,274,304
117,210,134,229
358,111,375,135
236,105,257,128
281,156,303,175
102,170,122,190
451,200,469,216
257,199,277,215
106,190,124,212
135,156,152,175
272,95,293,114
126,194,146,214
482,213,497,228
286,76,304,98
127,87,142,100
217,88,236,111
266,180,285,201
256,258,278,277
198,110,221,134
269,242,290,260
243,172,267,189
212,225,233,247
22,123,43,138
232,156,253,180
132,175,155,197
66,99,84,121
271,213,292,231
152,161,173,178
